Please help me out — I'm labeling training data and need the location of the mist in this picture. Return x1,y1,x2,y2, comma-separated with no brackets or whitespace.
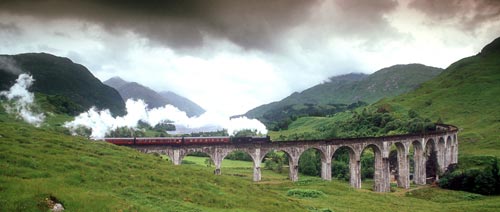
0,73,45,126
64,99,267,138
0,56,22,75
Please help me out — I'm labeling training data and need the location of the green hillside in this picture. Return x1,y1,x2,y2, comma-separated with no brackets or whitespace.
375,37,500,157
245,73,367,119
271,37,500,157
1,108,500,211
246,64,442,129
0,53,126,116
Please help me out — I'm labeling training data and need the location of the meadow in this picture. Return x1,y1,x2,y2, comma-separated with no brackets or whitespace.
1,111,500,211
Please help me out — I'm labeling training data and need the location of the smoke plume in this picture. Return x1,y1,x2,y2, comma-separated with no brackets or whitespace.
64,99,267,138
0,73,45,126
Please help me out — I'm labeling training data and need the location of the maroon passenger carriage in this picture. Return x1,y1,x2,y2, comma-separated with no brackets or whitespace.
104,136,270,146
104,137,183,145
183,136,230,145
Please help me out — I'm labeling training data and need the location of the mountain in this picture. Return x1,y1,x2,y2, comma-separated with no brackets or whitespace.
104,77,205,117
245,73,367,120
376,36,500,156
246,64,443,128
104,77,169,109
270,37,500,157
0,53,126,115
158,91,206,117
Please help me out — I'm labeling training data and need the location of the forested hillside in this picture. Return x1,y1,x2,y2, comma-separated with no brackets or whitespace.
0,53,126,116
247,64,442,130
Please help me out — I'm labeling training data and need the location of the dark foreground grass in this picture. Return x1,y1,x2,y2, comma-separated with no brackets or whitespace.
1,113,500,211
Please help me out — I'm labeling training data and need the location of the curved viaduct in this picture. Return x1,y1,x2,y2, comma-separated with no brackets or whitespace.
132,125,458,192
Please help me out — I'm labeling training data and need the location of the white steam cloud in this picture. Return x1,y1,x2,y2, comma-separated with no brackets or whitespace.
64,99,267,138
0,74,45,126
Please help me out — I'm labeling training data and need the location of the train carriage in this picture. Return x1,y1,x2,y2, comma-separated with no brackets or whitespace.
104,136,270,146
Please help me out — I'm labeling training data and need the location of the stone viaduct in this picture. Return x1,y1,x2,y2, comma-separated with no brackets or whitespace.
130,124,458,192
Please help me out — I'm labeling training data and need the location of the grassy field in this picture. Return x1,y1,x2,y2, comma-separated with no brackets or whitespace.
2,108,500,211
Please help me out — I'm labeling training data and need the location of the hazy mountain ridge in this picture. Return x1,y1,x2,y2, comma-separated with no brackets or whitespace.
246,64,443,122
0,53,126,116
158,91,206,118
104,77,205,117
245,73,367,120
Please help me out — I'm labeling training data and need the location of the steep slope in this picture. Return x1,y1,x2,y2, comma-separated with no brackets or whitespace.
104,77,205,117
377,37,500,156
246,64,442,129
158,91,205,117
246,73,367,119
271,37,500,157
113,81,170,109
0,53,125,115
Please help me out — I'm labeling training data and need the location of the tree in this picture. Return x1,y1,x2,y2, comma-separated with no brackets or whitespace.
299,149,320,176
264,151,285,173
233,129,258,137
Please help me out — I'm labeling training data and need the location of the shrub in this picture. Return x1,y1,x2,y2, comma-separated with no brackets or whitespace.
299,149,321,176
439,158,500,195
286,189,325,198
225,151,253,161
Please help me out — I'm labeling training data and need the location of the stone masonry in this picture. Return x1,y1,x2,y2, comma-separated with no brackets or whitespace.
131,126,458,192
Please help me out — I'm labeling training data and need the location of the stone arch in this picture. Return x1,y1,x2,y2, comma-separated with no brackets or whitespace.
392,142,410,188
425,138,439,183
297,147,328,179
177,147,219,174
411,140,425,185
332,145,360,188
178,148,214,163
262,148,298,181
446,136,452,169
219,148,257,179
361,143,389,192
438,137,446,172
154,150,173,163
221,148,255,162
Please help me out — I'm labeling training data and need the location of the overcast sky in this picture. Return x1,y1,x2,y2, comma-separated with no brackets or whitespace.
0,0,499,116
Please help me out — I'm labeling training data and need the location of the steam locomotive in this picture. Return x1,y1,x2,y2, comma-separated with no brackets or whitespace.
104,136,271,146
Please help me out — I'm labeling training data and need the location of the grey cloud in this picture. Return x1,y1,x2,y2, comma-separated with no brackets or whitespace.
0,0,318,52
409,0,500,31
0,22,22,35
0,0,404,53
332,0,398,35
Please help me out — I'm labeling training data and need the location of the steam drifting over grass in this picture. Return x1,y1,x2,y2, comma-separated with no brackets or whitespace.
64,99,267,138
0,73,45,126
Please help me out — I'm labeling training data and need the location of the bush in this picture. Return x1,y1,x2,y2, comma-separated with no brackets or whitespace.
299,149,321,176
286,189,325,198
332,160,349,181
264,151,285,173
225,151,252,161
439,158,500,195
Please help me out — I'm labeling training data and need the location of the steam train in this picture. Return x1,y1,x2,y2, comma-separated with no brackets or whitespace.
104,136,271,146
